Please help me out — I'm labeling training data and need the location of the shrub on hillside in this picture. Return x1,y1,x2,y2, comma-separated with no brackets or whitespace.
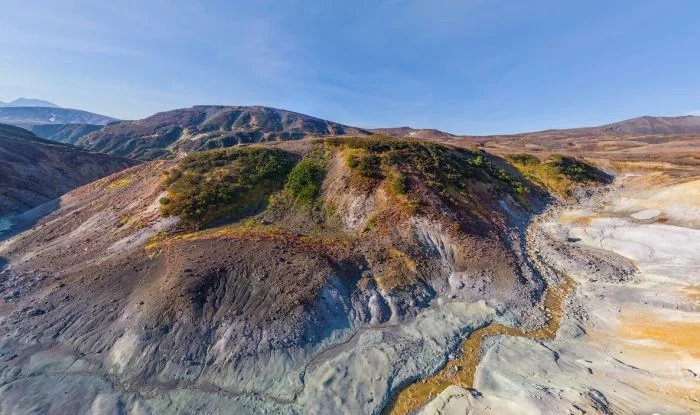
507,152,609,196
354,154,382,177
327,137,530,200
507,153,541,166
285,160,326,204
546,155,601,182
389,173,409,195
160,147,296,227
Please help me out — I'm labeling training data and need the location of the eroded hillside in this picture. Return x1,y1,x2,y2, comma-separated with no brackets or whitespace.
0,137,611,414
0,124,138,218
77,106,372,160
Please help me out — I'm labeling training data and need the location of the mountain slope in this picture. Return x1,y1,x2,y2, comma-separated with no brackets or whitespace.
77,105,371,159
29,123,104,144
371,127,456,139
598,115,700,135
455,115,700,167
0,98,60,108
0,137,615,414
477,115,700,140
0,124,138,216
369,115,700,141
0,107,116,128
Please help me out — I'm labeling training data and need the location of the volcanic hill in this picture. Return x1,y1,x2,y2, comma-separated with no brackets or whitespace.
77,106,372,160
0,136,609,413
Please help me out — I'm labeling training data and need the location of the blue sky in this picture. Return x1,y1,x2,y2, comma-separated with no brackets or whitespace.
1,0,699,134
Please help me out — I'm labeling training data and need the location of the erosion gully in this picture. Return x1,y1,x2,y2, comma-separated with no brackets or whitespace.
383,274,575,415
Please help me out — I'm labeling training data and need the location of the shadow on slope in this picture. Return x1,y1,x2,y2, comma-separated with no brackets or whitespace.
0,199,60,241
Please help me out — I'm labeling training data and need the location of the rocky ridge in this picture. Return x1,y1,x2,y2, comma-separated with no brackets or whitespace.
77,106,372,159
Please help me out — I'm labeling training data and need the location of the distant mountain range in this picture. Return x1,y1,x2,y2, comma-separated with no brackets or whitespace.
370,127,456,139
0,98,116,144
598,115,700,135
77,105,700,160
0,123,138,216
0,107,116,128
2,98,700,159
474,115,700,140
77,105,371,159
0,98,60,108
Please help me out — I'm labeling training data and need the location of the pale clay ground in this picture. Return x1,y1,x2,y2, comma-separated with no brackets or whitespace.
420,176,700,415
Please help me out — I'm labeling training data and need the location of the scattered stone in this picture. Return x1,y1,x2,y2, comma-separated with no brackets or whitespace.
23,307,46,317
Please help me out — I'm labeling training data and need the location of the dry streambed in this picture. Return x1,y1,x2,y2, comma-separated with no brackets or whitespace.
385,278,573,415
419,176,700,415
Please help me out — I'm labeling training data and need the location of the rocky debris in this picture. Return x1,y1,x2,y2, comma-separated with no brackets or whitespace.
22,306,45,316
411,218,457,269
529,224,637,285
585,388,613,415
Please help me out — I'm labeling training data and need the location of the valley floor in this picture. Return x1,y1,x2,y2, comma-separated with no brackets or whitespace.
419,175,700,414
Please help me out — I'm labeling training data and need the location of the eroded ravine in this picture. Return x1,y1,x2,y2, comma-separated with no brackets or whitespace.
384,274,574,415
410,174,700,415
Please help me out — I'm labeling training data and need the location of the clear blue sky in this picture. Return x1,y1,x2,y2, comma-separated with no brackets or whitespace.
1,0,699,134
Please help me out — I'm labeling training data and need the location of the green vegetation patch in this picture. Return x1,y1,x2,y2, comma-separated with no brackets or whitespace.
389,173,409,195
346,153,382,178
546,155,603,182
285,159,326,205
507,153,609,196
327,136,528,200
160,147,296,228
106,177,134,191
507,153,540,166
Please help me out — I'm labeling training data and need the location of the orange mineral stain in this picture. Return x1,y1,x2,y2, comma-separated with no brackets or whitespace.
385,277,574,415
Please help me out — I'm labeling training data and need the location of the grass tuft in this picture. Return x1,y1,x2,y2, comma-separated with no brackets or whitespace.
106,177,134,190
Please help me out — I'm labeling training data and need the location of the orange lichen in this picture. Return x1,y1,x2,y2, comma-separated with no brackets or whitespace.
106,177,134,190
676,285,700,303
153,224,354,259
